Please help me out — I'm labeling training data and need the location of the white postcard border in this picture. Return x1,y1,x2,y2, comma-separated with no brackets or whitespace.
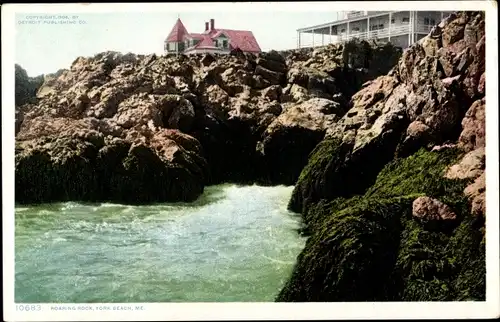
2,1,499,320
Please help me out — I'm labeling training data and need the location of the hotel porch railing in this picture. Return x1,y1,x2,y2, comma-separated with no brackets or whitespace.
336,23,434,42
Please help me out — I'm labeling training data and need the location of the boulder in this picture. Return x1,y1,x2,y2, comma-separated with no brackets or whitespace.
464,173,485,217
458,98,485,152
445,147,485,180
412,196,458,222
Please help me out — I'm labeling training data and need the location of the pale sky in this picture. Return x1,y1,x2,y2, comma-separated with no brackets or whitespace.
12,1,479,77
15,10,343,77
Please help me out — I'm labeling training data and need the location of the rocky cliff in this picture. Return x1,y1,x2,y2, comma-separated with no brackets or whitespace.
15,65,44,134
15,39,401,204
278,11,486,301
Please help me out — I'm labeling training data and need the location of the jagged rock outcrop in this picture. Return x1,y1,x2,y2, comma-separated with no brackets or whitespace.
15,52,209,204
16,40,402,203
189,41,401,184
279,11,486,302
256,40,401,184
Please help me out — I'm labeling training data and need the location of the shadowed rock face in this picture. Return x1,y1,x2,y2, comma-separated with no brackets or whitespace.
15,64,44,107
16,39,401,204
15,65,44,135
279,11,486,302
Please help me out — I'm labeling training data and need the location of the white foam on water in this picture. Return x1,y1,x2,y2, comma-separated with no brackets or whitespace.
52,237,67,243
15,184,307,303
59,202,83,211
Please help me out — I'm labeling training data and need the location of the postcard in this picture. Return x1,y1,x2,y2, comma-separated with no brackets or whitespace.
2,1,499,321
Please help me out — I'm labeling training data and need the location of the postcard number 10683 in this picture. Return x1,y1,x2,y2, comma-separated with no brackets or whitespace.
16,304,42,311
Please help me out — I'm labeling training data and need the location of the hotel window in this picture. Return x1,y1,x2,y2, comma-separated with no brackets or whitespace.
352,27,360,32
391,18,395,24
424,17,436,25
402,17,409,23
379,24,384,29
340,28,346,33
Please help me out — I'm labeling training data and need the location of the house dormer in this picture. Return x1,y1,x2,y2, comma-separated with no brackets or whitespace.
212,31,230,50
184,36,201,49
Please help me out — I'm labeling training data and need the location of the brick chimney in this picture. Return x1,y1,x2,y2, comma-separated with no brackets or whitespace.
210,18,214,31
205,22,209,32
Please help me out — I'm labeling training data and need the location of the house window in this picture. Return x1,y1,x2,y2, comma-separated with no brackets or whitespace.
168,42,175,51
222,39,228,48
402,17,409,23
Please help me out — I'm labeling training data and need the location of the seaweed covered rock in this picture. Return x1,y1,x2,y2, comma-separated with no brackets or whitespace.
280,11,486,302
278,148,485,301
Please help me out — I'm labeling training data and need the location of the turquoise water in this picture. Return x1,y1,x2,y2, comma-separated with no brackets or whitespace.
15,184,306,303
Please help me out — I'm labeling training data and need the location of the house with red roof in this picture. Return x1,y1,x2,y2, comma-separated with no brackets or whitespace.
164,18,261,55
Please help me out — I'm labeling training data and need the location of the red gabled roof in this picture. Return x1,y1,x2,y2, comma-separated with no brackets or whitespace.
166,18,189,42
166,18,262,53
212,29,261,53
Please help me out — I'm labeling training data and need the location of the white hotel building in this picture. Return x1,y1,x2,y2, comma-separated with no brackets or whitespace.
297,11,455,49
